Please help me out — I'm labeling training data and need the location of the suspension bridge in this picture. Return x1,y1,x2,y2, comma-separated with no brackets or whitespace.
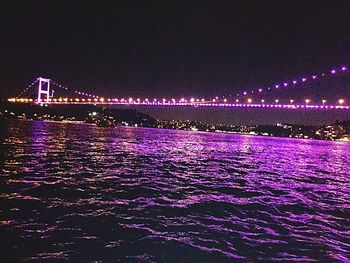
7,65,350,110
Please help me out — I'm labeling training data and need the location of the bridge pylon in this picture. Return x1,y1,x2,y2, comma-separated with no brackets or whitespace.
37,77,52,104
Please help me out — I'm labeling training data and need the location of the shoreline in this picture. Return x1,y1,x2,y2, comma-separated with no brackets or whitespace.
6,118,349,143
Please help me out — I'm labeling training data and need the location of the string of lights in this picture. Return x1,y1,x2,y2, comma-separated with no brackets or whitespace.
8,96,349,110
50,80,100,99
233,65,348,98
16,78,39,98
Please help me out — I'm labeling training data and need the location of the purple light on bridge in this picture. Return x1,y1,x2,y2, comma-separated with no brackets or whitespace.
32,98,350,110
18,64,350,108
231,65,349,99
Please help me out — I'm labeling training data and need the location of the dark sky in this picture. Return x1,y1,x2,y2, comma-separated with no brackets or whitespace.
1,0,350,123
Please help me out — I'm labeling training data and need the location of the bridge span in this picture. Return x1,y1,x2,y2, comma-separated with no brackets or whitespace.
7,64,350,111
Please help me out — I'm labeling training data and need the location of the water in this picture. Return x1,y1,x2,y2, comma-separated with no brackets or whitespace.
1,120,349,262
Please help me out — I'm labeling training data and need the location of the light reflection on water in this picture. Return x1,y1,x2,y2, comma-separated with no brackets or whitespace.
0,120,350,262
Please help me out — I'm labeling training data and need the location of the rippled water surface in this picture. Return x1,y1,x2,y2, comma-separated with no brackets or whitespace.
1,120,350,262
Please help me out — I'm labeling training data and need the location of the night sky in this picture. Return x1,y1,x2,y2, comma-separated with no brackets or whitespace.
1,0,350,124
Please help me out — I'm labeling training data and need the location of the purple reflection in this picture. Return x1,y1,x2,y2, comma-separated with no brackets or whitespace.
1,121,350,262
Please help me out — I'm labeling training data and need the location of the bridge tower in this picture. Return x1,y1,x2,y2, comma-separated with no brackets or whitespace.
37,77,52,104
